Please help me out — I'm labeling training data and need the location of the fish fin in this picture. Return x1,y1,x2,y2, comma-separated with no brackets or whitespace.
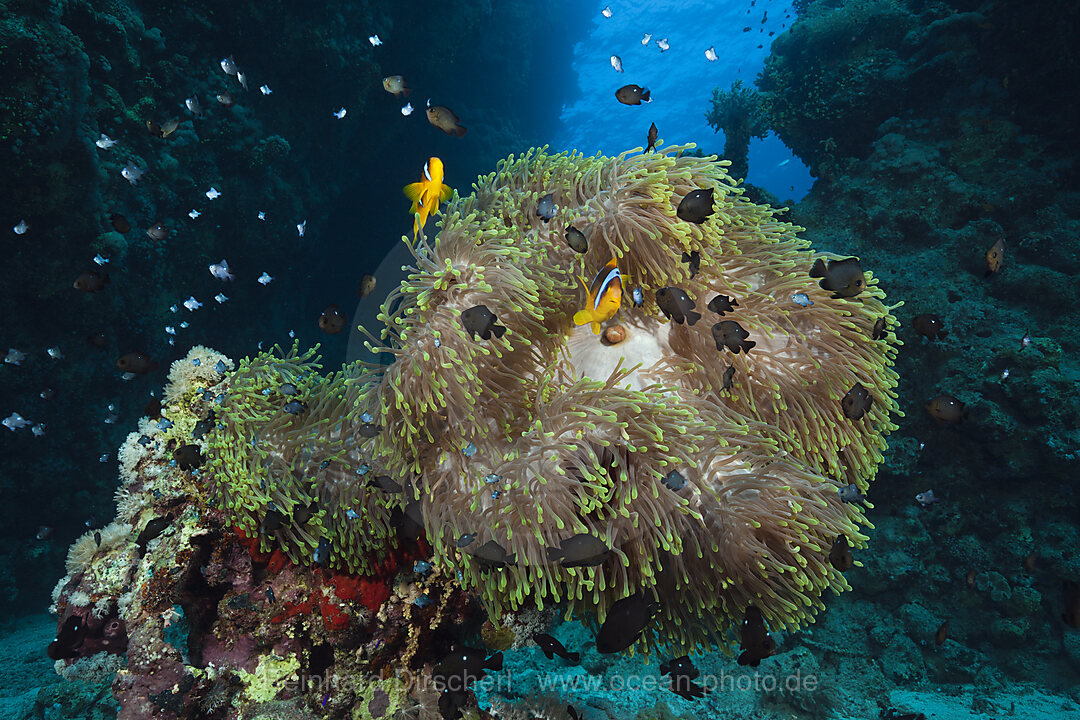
809,258,827,278
401,88,412,98
492,324,507,339
590,321,602,335
485,651,503,671
545,547,562,562
566,651,580,664
572,309,592,327
440,183,453,203
686,310,702,326
455,126,467,137
403,182,425,203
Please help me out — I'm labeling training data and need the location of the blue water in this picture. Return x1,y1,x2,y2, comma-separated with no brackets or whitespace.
558,0,812,200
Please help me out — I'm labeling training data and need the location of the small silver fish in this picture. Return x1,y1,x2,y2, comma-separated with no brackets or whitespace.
657,38,670,52
2,412,31,431
610,55,623,72
641,33,652,46
333,107,347,119
95,133,117,149
46,347,63,359
792,293,814,307
260,84,272,95
206,187,221,200
220,56,238,76
214,293,228,303
236,71,248,90
185,96,202,116
297,220,307,237
705,47,718,62
632,286,644,307
121,164,144,184
31,423,45,437
209,260,234,281
183,296,202,311
188,210,201,219
258,272,273,285
4,348,27,365
401,102,414,116
915,489,938,507
601,6,612,18
368,34,382,46
13,220,29,235
93,253,109,265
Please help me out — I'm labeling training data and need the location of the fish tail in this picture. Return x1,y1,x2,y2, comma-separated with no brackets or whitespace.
566,652,580,664
687,310,702,326
455,126,467,137
492,324,507,339
401,88,412,98
590,321,601,335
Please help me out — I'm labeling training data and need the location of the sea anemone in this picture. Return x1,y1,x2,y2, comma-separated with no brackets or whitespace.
205,144,898,654
205,345,397,573
358,143,899,652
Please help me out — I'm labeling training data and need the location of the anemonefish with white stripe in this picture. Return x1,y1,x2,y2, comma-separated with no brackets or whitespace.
403,157,453,239
573,258,622,334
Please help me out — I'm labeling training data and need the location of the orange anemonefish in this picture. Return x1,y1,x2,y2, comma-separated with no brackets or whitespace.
403,157,453,239
573,258,622,334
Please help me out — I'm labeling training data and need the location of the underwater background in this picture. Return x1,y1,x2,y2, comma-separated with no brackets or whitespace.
1,0,1078,719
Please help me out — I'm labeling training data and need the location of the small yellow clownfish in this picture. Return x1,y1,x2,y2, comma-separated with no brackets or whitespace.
403,157,453,239
573,258,622,334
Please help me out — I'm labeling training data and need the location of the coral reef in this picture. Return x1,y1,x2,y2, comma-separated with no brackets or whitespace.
729,0,1080,708
705,80,771,181
44,142,901,717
